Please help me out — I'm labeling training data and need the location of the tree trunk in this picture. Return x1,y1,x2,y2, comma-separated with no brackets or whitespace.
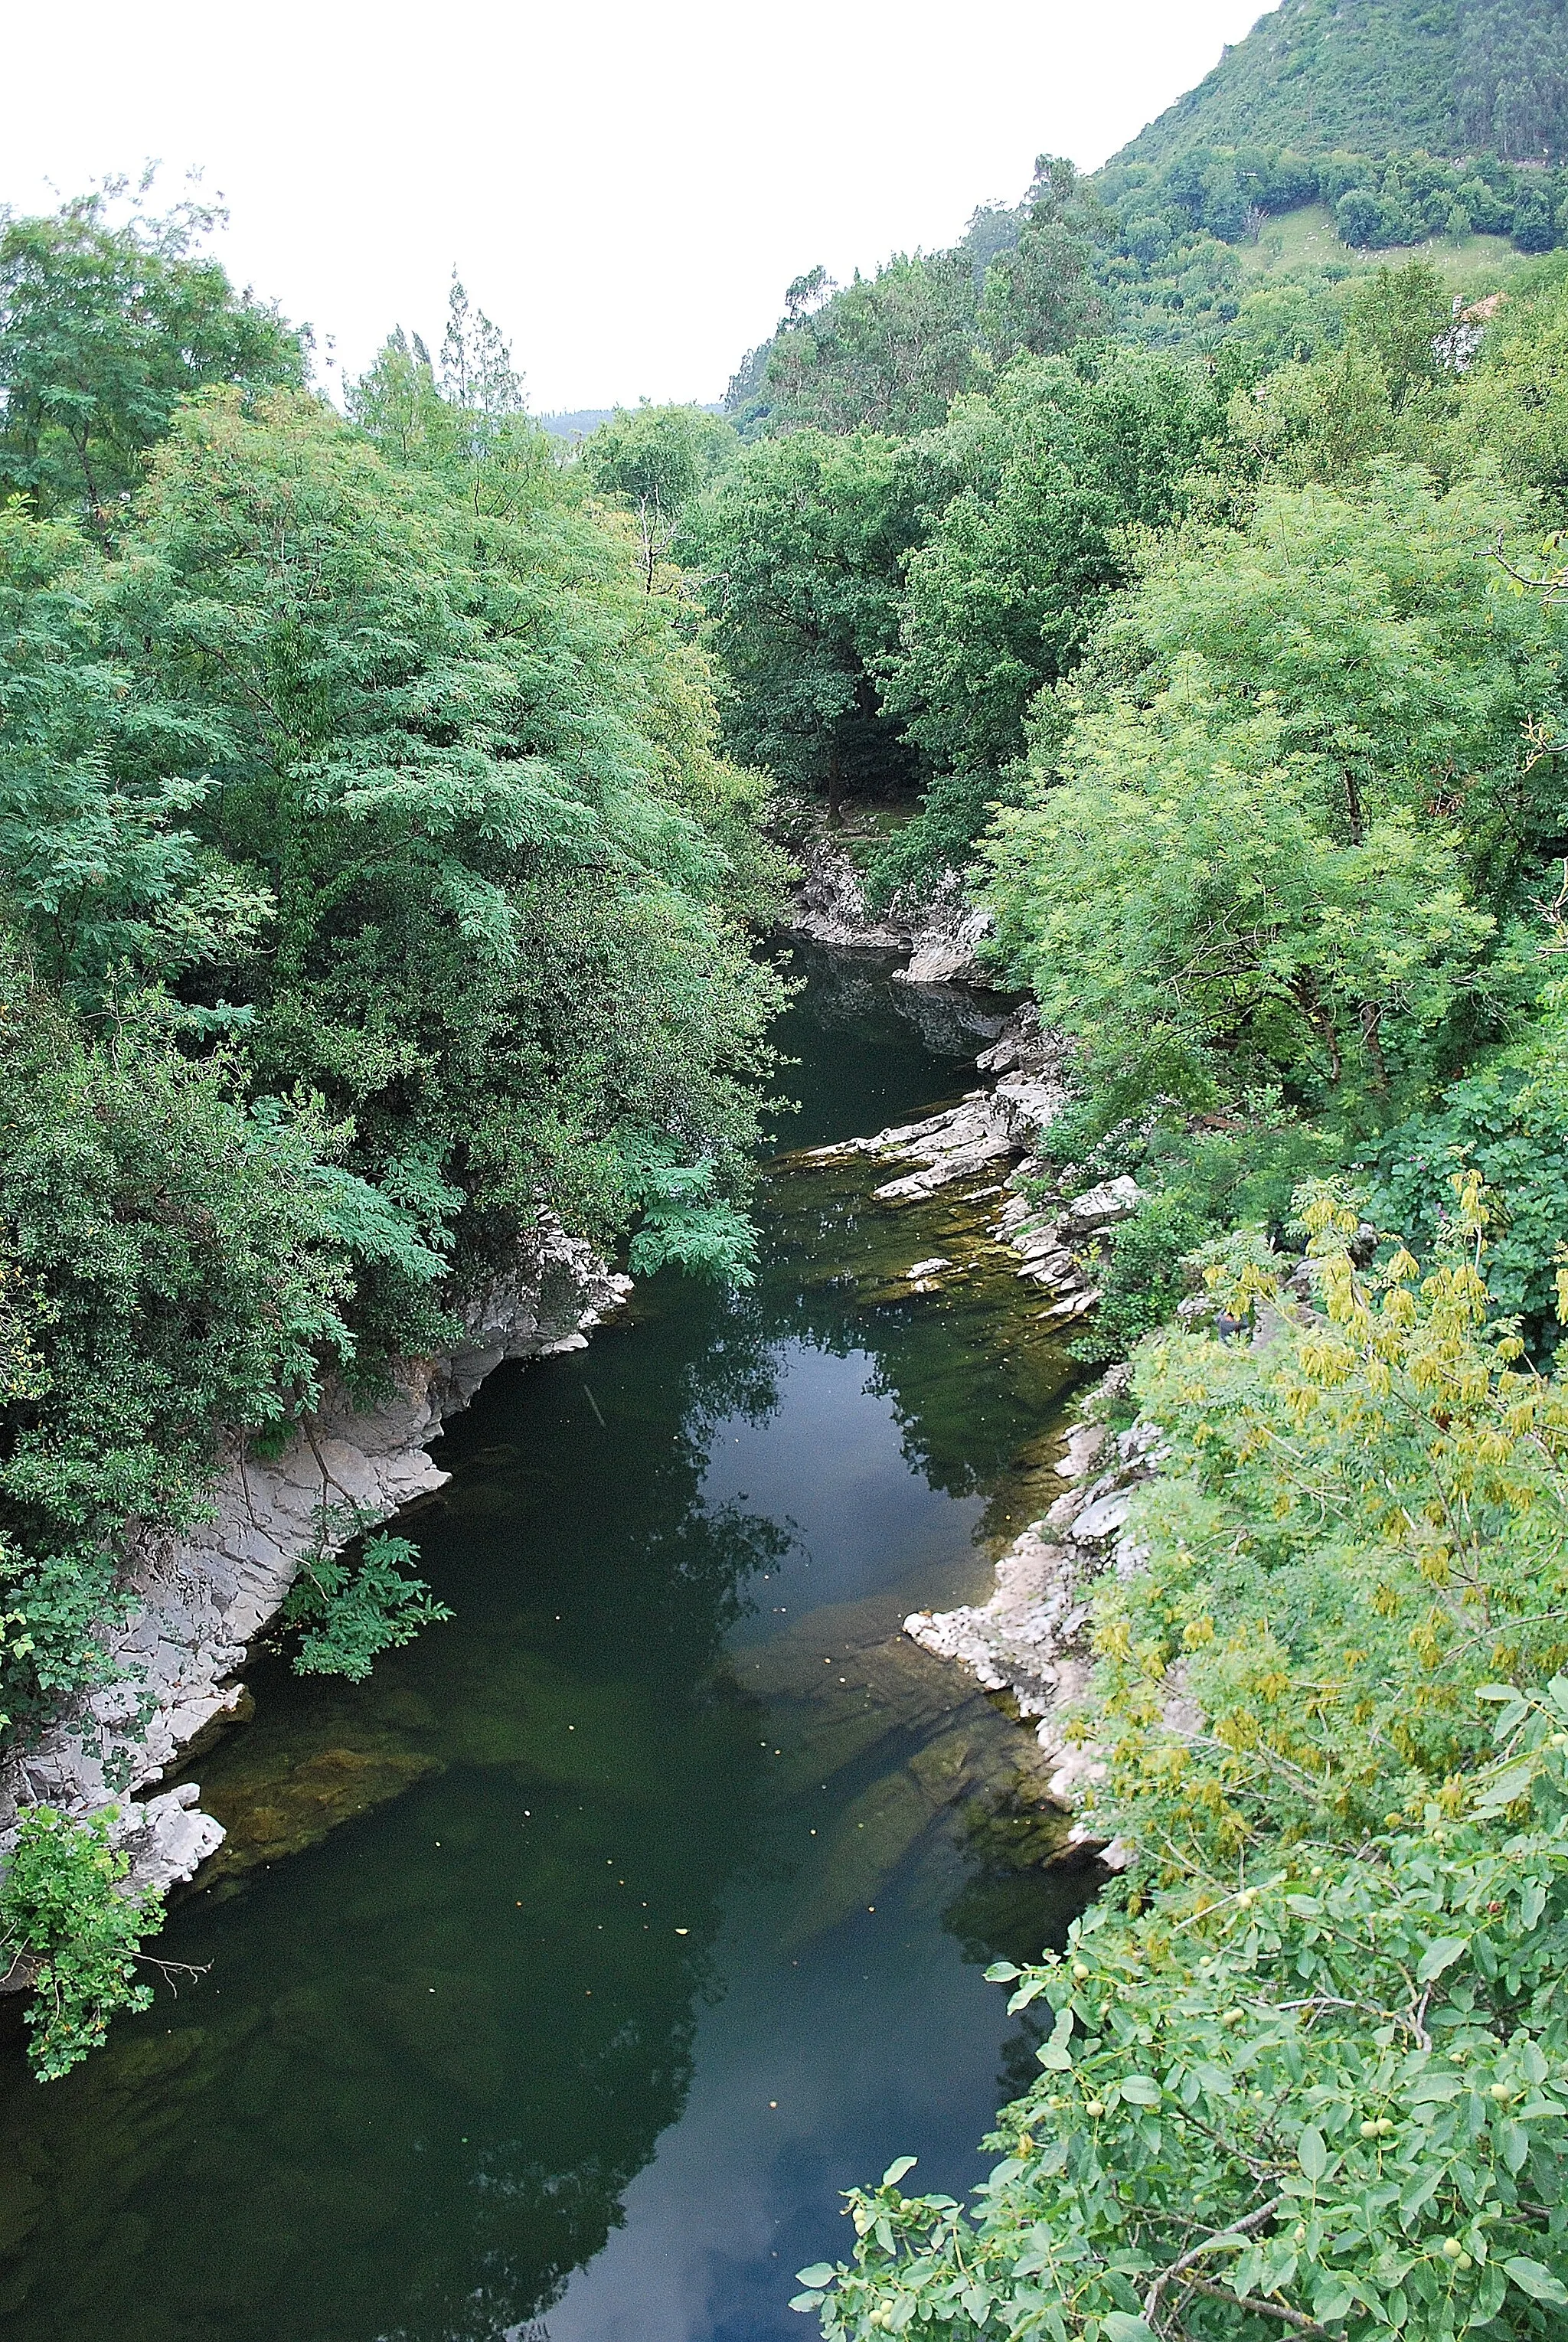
826,736,844,827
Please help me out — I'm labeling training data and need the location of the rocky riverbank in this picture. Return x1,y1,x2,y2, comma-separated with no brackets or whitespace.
0,1214,629,1921
792,988,1178,1859
786,975,1197,1871
787,836,999,988
904,1368,1180,1865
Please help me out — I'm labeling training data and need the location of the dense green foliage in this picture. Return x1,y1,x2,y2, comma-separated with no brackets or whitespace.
677,430,926,809
1114,0,1568,170
0,1807,162,2080
0,203,786,2074
985,465,1566,1131
0,257,782,1738
579,401,737,587
0,184,303,534
882,345,1229,792
1456,257,1568,501
803,1187,1568,2337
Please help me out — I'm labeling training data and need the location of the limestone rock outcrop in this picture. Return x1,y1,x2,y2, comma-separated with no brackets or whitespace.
906,1375,1192,1869
0,1213,629,1906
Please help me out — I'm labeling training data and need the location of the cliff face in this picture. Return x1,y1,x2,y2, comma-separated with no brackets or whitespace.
0,1215,629,1908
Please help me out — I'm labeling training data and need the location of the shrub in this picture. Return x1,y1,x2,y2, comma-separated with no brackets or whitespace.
0,1807,162,2081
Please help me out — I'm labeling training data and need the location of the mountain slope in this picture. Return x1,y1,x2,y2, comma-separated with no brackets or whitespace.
1115,0,1568,168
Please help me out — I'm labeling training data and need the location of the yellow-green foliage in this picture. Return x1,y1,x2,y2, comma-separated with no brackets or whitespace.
1096,1176,1568,1862
803,1182,1568,2339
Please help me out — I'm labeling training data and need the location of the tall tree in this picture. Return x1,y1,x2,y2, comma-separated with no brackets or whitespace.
678,430,925,813
763,251,981,436
0,183,303,536
580,403,738,588
976,156,1112,364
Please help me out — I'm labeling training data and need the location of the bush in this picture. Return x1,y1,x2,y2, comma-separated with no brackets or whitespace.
0,1807,162,2081
801,1179,1568,2337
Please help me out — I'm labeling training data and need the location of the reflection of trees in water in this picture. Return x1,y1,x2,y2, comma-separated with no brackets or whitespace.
0,1282,784,2342
776,942,1011,1062
941,1784,1100,2109
0,945,1057,2342
736,1181,1063,1507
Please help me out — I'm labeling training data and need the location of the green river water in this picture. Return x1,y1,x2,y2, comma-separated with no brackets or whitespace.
0,944,1092,2342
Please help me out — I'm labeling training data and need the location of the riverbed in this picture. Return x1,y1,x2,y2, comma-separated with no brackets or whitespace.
0,945,1089,2342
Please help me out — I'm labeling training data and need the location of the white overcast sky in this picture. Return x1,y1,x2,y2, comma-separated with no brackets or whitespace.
3,0,1270,413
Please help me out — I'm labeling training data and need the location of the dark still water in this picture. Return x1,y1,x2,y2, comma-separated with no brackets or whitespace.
0,946,1089,2342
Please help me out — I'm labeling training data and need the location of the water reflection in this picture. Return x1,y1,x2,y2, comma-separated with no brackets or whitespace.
0,947,1091,2342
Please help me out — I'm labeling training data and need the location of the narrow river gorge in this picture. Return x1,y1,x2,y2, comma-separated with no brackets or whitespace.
0,945,1096,2342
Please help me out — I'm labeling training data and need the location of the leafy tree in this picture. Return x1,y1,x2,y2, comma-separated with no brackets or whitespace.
0,183,303,535
1224,261,1462,492
763,250,981,436
0,954,394,1733
678,430,926,812
581,402,738,588
437,269,524,417
0,503,272,1011
884,344,1227,780
975,157,1112,365
1457,256,1568,514
348,279,550,508
88,387,780,1236
982,469,1567,1136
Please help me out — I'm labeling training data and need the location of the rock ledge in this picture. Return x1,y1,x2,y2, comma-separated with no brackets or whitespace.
0,1213,629,1907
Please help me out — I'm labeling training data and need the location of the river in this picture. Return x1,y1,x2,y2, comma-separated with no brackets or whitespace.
0,944,1090,2342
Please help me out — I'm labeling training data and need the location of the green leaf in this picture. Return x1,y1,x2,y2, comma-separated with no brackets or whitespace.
795,2265,836,2288
1119,2075,1162,2105
1298,2125,1329,2182
881,2156,918,2188
1399,2165,1441,2220
1473,1760,1536,1813
1416,1936,1468,1983
1102,2318,1157,2342
1504,2258,1568,2306
788,2294,825,2314
985,1960,1022,1983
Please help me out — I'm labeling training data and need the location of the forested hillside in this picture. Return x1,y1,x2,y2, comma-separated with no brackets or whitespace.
1116,0,1568,168
723,0,1568,440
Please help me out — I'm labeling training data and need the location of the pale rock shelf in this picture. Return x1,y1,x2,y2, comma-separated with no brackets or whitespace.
786,840,1002,988
906,1383,1201,1867
0,1213,629,1923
